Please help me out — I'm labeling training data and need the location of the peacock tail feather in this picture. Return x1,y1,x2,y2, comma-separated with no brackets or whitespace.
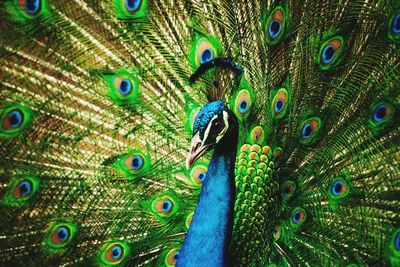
0,0,399,266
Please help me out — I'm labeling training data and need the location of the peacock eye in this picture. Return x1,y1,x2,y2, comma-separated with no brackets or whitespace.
390,13,400,40
318,36,344,70
291,208,306,226
165,248,180,267
118,0,146,16
265,6,286,45
233,89,252,119
131,155,144,170
114,77,134,97
238,100,249,114
282,181,296,199
331,180,343,196
3,109,24,130
269,20,281,39
271,88,289,119
124,0,142,13
200,48,214,64
124,154,145,172
100,242,129,265
273,226,281,240
322,45,335,64
300,117,321,144
372,103,394,123
190,164,208,185
394,14,400,32
196,40,217,66
250,126,265,144
50,225,71,245
118,78,132,96
15,180,33,198
302,123,313,138
153,195,177,217
328,176,350,201
56,227,69,242
198,172,206,181
107,244,124,261
162,199,172,212
20,0,42,15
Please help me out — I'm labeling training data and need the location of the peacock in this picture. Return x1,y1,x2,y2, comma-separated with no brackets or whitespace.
0,0,399,266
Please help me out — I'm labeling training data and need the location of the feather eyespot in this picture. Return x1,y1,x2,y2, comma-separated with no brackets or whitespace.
115,0,147,18
190,164,208,185
265,6,286,45
52,226,70,244
368,102,396,132
282,181,295,199
124,154,144,171
273,226,281,240
115,150,149,177
189,34,221,68
269,19,281,39
233,90,252,119
196,40,217,66
165,248,180,267
250,126,265,144
300,117,321,144
372,103,394,123
272,147,283,161
6,110,24,129
2,109,23,131
1,105,32,138
100,241,130,265
238,100,249,114
318,36,344,70
114,76,135,97
271,88,289,119
106,244,124,262
117,78,132,96
46,221,76,249
19,0,42,15
153,196,177,217
124,0,142,13
393,14,400,33
3,176,39,206
389,229,400,257
13,179,33,198
331,180,346,196
328,176,350,201
388,12,400,42
291,208,306,227
118,151,149,177
105,71,139,106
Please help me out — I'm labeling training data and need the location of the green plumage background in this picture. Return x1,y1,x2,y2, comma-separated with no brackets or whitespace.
0,0,399,266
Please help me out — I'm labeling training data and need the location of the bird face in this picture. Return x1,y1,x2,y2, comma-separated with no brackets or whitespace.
186,100,231,168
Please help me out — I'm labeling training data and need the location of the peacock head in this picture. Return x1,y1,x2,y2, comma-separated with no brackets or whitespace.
186,100,237,168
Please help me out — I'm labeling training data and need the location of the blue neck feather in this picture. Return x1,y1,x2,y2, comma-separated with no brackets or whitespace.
178,124,238,267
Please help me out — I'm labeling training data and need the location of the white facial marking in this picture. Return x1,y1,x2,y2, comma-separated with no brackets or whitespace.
215,111,229,143
203,114,218,143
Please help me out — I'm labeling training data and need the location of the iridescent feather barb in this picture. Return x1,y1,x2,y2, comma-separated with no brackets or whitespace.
0,0,399,266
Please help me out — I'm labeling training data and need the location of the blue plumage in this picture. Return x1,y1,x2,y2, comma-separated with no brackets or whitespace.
178,101,238,267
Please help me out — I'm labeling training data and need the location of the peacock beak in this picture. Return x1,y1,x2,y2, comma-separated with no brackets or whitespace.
186,132,210,169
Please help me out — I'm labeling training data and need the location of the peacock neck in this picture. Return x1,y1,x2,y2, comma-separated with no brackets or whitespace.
177,126,238,267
